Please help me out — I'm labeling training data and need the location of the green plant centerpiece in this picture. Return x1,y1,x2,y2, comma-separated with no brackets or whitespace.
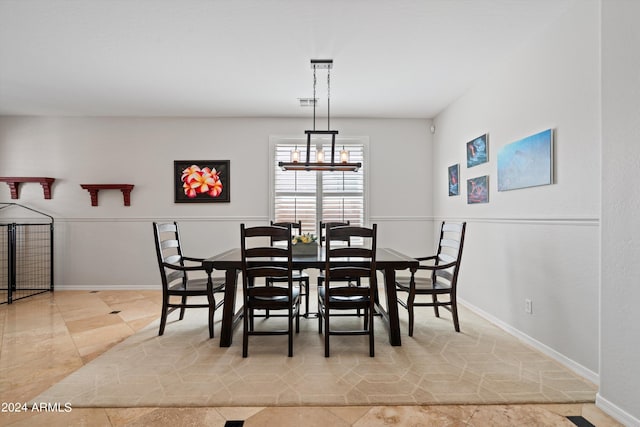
291,233,318,256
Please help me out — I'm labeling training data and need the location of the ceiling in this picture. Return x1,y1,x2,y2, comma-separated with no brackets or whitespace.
0,0,574,119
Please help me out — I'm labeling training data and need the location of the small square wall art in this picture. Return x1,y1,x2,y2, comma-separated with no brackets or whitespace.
466,134,488,168
467,175,489,204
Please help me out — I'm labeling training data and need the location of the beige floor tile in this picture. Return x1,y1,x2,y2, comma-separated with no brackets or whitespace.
126,315,159,332
65,313,125,334
215,406,265,421
105,407,227,427
70,322,135,357
1,407,111,427
354,405,477,426
244,407,352,427
467,405,575,427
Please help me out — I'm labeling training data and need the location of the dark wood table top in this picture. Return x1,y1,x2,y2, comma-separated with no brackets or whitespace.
204,247,418,271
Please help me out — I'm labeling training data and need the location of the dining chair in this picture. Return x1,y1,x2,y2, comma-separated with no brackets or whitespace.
152,222,225,338
318,224,377,357
395,221,467,335
267,221,310,317
318,220,362,314
240,223,301,357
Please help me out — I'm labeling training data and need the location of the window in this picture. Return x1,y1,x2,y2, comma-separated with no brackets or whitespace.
272,138,367,236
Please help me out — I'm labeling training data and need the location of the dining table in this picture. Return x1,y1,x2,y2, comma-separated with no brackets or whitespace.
203,247,418,347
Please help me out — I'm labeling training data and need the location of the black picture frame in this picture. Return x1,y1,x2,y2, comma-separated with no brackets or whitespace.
174,160,230,203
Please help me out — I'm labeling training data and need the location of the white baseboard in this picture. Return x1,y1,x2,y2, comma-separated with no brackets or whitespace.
459,298,599,385
596,393,640,427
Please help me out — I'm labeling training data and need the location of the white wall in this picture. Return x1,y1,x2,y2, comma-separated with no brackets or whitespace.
599,0,640,424
432,0,600,380
0,116,433,289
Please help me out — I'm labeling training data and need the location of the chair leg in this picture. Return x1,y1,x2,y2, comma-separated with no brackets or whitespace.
433,294,440,317
208,299,215,339
159,298,168,336
295,298,300,333
288,308,293,357
369,304,375,357
363,306,369,329
407,291,416,337
179,295,187,320
242,305,249,358
451,297,460,332
206,283,216,338
318,294,323,333
303,278,310,317
324,309,330,357
264,278,270,319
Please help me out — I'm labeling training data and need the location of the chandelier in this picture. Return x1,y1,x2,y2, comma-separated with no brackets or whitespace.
279,59,361,172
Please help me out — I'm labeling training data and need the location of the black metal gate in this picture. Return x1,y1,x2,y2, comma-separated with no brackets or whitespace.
0,203,54,304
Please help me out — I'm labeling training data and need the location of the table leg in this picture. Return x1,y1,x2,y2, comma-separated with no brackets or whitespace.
382,267,402,346
219,268,238,347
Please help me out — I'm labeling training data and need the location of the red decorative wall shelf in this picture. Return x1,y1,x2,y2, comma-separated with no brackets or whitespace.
80,184,134,206
0,177,56,199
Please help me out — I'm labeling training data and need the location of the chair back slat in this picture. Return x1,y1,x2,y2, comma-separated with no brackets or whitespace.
244,246,289,259
442,222,464,233
246,266,290,279
164,254,182,265
319,221,350,246
327,266,371,280
440,238,460,250
166,270,185,283
270,221,302,244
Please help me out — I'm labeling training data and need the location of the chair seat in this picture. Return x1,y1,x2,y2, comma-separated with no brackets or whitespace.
318,286,369,303
168,277,225,293
395,276,452,292
269,270,309,280
252,287,300,302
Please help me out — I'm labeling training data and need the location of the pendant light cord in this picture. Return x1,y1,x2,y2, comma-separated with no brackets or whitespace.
327,69,331,130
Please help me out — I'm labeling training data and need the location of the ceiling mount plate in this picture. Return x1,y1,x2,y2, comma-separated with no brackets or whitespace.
311,59,333,69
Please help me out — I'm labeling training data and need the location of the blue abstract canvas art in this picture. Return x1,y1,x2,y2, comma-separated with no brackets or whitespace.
466,134,488,168
497,129,553,191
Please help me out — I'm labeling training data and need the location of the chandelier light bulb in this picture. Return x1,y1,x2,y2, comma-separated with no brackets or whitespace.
291,147,300,163
340,147,349,163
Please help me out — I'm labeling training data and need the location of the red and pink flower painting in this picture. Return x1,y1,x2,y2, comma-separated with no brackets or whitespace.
174,160,230,203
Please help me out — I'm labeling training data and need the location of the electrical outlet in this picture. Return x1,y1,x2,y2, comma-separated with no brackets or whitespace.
525,298,533,314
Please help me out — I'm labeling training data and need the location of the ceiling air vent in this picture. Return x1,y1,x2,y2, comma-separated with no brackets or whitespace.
298,98,317,107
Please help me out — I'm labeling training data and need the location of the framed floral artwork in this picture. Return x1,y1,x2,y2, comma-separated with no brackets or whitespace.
174,160,230,203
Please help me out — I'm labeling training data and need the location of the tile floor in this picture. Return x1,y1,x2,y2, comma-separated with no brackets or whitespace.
0,291,623,426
